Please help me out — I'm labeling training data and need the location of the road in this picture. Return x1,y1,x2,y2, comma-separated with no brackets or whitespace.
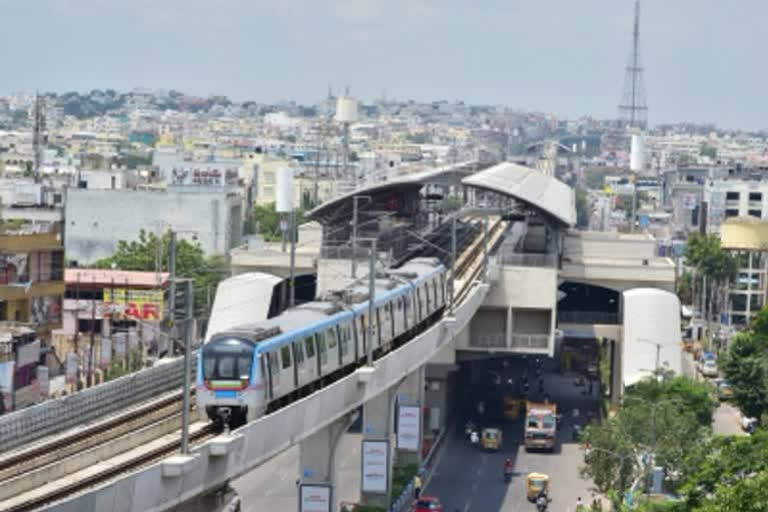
681,351,744,436
425,359,601,512
231,433,361,511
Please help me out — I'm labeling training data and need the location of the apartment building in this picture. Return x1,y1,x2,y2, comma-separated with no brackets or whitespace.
0,218,65,334
721,218,768,327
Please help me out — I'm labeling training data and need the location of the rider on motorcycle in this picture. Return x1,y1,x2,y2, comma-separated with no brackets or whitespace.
503,458,514,476
536,490,550,511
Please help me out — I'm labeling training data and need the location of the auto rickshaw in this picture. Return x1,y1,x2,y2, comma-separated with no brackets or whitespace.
525,472,550,501
481,427,502,451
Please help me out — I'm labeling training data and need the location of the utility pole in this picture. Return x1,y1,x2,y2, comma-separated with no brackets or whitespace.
74,273,81,386
88,285,96,387
352,196,359,278
483,210,489,282
449,214,457,315
366,239,376,367
181,279,194,454
169,231,177,352
289,208,297,307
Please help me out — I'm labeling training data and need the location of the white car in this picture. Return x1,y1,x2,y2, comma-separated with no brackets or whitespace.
700,359,718,378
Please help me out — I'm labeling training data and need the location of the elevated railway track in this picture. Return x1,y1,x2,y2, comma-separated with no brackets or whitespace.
0,216,504,511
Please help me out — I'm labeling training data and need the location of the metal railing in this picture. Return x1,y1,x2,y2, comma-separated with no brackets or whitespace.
509,333,549,349
500,253,558,268
558,311,620,325
471,333,507,348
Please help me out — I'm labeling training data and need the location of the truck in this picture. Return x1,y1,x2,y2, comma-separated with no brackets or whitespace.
524,401,557,452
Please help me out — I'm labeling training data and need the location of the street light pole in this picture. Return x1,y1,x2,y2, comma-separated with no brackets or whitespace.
289,208,297,307
367,239,376,367
181,279,194,454
449,213,457,316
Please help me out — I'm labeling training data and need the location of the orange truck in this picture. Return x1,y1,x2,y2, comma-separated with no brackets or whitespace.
524,401,557,451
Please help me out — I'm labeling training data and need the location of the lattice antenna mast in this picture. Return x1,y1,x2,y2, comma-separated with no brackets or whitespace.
32,91,47,184
618,0,648,129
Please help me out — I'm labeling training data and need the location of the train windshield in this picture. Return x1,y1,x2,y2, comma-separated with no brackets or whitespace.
203,338,255,381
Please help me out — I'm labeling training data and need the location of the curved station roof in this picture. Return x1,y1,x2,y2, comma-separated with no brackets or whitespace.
461,162,576,227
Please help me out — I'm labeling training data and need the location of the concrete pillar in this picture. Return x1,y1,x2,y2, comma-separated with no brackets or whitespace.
506,306,514,348
611,338,622,405
361,387,398,509
299,413,358,512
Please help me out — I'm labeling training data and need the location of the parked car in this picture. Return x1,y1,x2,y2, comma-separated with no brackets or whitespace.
700,359,718,378
413,496,444,512
716,380,734,401
742,416,758,434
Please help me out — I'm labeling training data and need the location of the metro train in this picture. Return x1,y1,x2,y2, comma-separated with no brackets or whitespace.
196,257,447,427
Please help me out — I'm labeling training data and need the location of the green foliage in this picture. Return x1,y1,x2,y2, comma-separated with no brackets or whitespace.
250,202,311,242
676,271,692,305
583,168,613,189
678,431,768,510
581,376,713,499
91,229,226,317
699,144,717,160
576,187,590,228
721,332,768,420
391,463,419,502
684,233,737,284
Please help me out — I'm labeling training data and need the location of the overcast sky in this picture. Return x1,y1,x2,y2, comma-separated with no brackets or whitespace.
1,0,765,130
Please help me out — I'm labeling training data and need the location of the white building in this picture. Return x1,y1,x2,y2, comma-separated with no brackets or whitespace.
64,187,243,265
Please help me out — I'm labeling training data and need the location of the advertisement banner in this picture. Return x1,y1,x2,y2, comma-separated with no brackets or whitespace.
682,193,697,210
298,484,332,512
37,366,49,399
397,405,421,452
66,352,78,384
104,288,165,321
115,333,127,357
361,440,389,493
100,337,112,369
17,340,40,368
0,360,14,410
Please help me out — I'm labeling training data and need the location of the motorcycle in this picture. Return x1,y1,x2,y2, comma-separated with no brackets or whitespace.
503,470,512,483
536,496,549,512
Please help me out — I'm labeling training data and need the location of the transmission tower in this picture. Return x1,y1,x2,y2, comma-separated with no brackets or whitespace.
32,91,47,184
618,0,648,130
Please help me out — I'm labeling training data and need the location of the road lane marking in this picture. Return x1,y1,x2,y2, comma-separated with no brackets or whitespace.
463,501,471,512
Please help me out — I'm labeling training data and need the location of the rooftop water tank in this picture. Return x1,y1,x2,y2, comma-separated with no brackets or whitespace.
630,134,645,172
336,96,359,123
275,167,294,213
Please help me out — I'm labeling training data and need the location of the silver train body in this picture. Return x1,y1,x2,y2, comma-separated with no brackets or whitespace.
196,258,447,426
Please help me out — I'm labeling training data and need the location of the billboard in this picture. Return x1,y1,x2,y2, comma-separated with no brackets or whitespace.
0,361,14,412
299,484,332,512
361,440,389,493
104,288,164,321
397,405,421,452
100,337,112,369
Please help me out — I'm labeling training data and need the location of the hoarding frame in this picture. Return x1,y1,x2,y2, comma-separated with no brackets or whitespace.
397,404,421,452
361,439,390,494
298,483,332,512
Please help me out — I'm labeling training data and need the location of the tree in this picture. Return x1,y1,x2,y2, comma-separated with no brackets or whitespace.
684,233,737,328
91,229,226,318
576,188,590,228
677,271,693,305
721,332,768,421
680,430,768,510
699,144,717,160
581,376,713,501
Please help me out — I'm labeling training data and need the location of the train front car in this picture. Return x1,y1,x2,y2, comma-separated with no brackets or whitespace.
196,335,264,429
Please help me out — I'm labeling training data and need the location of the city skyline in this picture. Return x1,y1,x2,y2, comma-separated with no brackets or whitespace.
1,0,766,130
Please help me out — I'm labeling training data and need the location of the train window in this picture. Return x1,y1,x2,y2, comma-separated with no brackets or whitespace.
340,325,349,356
432,281,438,305
269,352,279,375
203,357,215,377
440,274,445,303
217,357,236,378
397,297,402,311
316,333,328,365
327,328,338,348
281,345,291,369
304,337,316,358
293,342,304,365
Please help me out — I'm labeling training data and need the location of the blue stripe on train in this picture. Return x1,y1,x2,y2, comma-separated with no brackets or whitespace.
215,390,238,398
